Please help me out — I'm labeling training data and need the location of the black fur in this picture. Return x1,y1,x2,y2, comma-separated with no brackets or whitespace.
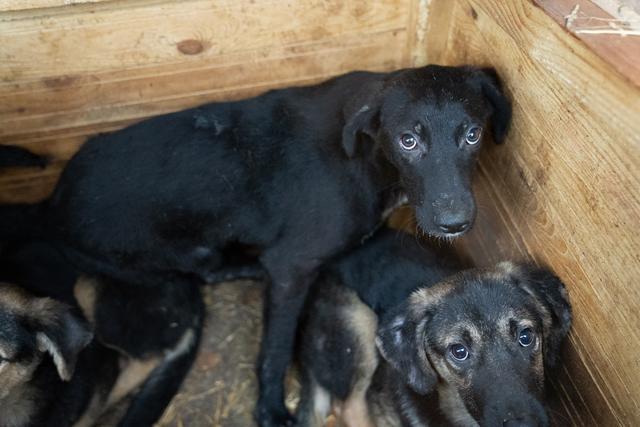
0,65,511,426
0,145,48,169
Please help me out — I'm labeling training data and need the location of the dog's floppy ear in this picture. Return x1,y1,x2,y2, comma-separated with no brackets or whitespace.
341,80,384,158
504,263,572,370
30,299,93,381
473,68,512,144
376,301,438,395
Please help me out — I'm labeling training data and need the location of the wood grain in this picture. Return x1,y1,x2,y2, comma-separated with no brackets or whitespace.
0,0,110,13
422,0,640,425
534,0,640,87
0,0,412,202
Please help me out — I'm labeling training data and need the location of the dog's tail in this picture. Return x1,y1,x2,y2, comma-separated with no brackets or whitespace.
0,202,46,242
0,145,50,241
0,144,49,169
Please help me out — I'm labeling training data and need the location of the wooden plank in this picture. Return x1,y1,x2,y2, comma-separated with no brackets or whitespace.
0,0,412,202
423,0,640,425
0,0,110,13
534,0,640,87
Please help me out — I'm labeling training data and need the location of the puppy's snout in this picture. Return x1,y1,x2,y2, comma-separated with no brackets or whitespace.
436,209,472,235
437,219,470,234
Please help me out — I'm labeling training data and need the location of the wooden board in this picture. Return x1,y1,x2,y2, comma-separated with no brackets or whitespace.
0,0,111,13
421,1,640,425
0,0,416,202
534,0,640,87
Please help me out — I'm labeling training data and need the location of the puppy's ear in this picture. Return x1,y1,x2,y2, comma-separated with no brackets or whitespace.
31,300,93,381
505,263,572,370
473,68,512,144
341,80,384,158
376,301,438,395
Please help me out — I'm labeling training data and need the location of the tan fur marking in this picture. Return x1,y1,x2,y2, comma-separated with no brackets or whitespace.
337,292,378,427
72,388,110,427
0,284,65,322
308,381,331,427
0,356,41,427
430,358,478,427
106,356,161,407
341,394,375,427
73,276,100,324
409,281,454,313
106,327,196,408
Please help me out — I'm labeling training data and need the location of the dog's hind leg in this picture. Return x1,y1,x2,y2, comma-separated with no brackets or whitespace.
296,374,332,427
338,298,378,427
117,324,202,427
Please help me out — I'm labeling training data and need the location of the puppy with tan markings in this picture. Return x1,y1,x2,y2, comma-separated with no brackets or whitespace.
0,240,204,427
297,229,571,427
0,283,116,427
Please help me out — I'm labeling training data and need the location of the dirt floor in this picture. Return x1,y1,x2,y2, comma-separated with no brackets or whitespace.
155,280,301,427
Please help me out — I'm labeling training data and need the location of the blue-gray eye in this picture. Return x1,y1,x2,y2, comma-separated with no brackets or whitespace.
400,133,418,150
465,126,482,145
518,328,534,347
449,343,469,361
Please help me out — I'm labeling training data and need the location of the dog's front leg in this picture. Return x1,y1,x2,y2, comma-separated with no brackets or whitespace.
255,262,318,427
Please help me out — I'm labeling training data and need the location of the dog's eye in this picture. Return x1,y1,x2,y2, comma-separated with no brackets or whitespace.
449,343,469,361
399,133,418,150
465,126,482,145
518,328,535,347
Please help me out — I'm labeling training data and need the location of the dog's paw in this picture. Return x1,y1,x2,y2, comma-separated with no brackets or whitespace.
254,404,296,427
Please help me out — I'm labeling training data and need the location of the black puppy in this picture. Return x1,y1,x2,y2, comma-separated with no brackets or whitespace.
298,230,572,427
0,240,204,426
0,65,511,426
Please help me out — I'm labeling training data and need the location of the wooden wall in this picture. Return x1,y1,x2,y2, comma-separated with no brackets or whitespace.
0,0,422,202
421,1,640,425
1,1,639,426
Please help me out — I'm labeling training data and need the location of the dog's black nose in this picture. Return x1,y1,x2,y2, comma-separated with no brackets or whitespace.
438,221,470,234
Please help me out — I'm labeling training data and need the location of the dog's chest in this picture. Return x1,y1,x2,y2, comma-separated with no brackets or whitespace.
382,193,408,220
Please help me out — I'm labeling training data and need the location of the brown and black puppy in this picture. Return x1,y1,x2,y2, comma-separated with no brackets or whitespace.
0,283,115,427
0,240,204,427
298,232,571,427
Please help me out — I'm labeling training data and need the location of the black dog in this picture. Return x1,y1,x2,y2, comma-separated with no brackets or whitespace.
0,65,511,426
297,229,572,427
0,240,204,426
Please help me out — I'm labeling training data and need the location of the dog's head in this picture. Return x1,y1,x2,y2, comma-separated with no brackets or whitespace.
376,262,572,427
342,65,511,238
0,284,92,420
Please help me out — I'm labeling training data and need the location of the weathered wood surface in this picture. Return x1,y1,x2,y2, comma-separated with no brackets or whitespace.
0,0,110,13
0,0,416,202
422,1,640,425
534,0,640,87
